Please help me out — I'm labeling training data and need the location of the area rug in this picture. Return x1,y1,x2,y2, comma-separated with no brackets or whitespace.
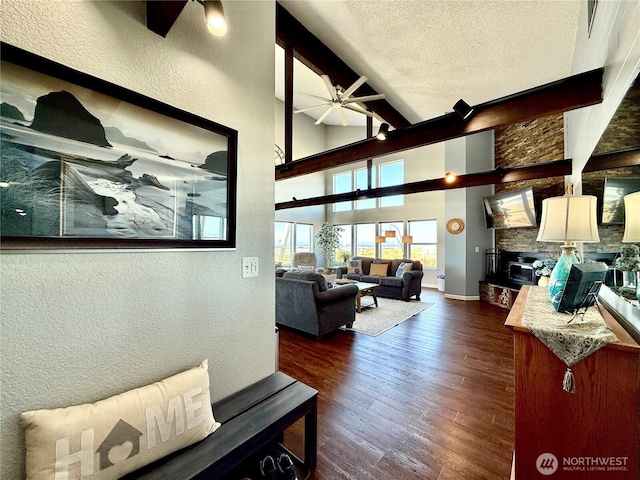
344,298,433,337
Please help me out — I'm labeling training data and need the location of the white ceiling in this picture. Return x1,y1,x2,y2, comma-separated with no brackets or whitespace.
275,0,582,127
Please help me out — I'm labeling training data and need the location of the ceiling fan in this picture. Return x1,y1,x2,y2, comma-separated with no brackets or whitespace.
294,75,385,126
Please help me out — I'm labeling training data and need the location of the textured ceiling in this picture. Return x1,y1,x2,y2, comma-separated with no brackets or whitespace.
276,0,582,126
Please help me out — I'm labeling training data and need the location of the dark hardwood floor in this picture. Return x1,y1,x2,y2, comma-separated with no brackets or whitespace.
278,288,515,480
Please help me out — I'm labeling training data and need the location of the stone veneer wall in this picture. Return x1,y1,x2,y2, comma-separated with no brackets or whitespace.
593,82,640,154
493,114,565,255
583,81,640,254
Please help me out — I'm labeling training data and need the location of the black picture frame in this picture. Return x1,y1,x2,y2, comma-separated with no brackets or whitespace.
1,42,237,251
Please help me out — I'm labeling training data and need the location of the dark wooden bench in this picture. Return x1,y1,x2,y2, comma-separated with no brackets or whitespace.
123,372,318,479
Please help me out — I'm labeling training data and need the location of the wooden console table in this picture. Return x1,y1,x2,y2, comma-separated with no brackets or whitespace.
505,286,640,479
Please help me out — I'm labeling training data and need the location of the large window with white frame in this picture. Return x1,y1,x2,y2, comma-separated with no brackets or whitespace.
332,160,403,211
408,220,437,268
295,223,313,253
355,223,376,257
379,160,404,207
274,221,313,267
274,221,292,266
379,221,406,259
333,171,352,212
336,224,352,264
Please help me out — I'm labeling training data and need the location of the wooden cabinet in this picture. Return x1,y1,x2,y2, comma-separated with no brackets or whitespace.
505,286,640,479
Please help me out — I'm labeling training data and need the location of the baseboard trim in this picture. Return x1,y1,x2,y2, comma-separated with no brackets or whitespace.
444,294,480,301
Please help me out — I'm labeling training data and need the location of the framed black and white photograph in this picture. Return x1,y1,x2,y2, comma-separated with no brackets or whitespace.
0,42,237,251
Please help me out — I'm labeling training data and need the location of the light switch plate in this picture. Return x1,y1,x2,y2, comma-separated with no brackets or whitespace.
242,257,258,278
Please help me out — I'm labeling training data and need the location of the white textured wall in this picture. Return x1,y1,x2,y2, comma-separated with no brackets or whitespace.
0,1,276,479
566,0,640,180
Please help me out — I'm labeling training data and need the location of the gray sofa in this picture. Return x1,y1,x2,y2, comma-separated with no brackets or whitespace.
275,270,359,340
336,257,423,301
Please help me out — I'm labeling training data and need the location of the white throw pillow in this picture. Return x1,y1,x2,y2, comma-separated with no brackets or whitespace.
21,360,220,480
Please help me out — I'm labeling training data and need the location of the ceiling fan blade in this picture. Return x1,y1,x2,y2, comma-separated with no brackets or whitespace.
321,75,338,101
315,107,334,125
342,94,386,104
294,103,332,114
337,108,349,126
343,104,377,117
295,91,332,102
341,76,368,99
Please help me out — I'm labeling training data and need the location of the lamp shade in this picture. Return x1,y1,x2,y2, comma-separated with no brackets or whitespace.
375,236,386,243
402,235,413,243
385,230,396,238
536,195,600,243
622,191,640,242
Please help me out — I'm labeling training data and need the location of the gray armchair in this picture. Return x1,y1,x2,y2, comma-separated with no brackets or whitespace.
276,271,358,340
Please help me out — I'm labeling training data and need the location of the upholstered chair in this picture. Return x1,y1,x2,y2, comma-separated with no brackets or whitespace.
292,252,317,269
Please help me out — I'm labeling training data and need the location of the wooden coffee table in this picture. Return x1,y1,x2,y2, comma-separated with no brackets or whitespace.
350,282,379,313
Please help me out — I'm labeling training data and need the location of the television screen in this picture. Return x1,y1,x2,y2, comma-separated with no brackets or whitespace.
602,177,640,224
554,262,608,313
483,187,537,229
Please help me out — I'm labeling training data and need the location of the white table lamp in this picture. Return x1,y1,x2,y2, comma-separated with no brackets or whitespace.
536,194,600,300
622,191,640,243
622,191,640,303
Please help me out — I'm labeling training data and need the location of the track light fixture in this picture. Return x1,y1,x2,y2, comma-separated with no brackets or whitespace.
453,99,474,120
445,172,457,184
199,0,227,36
376,123,390,140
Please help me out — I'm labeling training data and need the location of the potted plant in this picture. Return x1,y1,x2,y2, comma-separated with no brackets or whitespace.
614,245,640,300
532,258,556,287
338,250,352,265
315,222,344,270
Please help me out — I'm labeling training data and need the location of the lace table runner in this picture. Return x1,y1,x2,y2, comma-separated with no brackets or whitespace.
521,286,619,393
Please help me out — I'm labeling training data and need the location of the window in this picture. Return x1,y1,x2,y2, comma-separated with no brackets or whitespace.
193,215,225,240
335,224,352,263
408,220,437,268
380,160,404,207
274,222,314,267
379,222,405,259
274,221,292,266
355,223,375,257
355,167,376,210
333,172,352,212
331,161,404,210
295,223,313,253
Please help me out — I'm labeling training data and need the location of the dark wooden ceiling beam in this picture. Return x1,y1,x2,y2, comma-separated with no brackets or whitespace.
275,68,603,181
276,160,571,210
284,46,294,164
276,3,411,130
583,147,640,172
146,1,188,38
